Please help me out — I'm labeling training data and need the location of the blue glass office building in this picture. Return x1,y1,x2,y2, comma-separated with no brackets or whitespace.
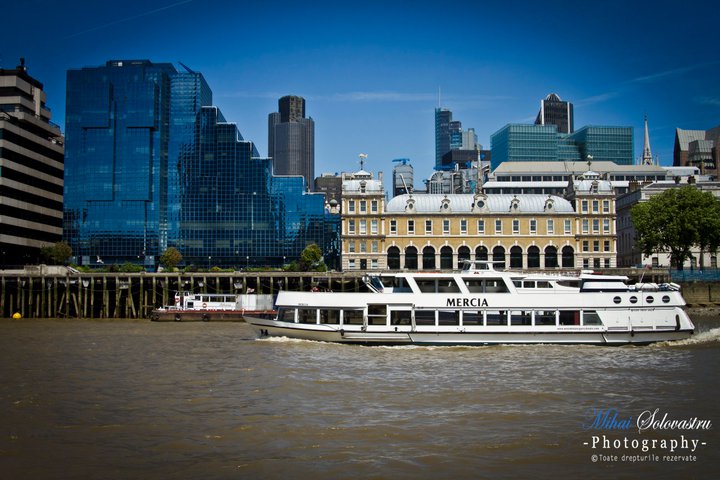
65,60,337,268
490,124,633,170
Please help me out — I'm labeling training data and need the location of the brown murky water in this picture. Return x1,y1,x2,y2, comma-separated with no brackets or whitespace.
1,318,718,479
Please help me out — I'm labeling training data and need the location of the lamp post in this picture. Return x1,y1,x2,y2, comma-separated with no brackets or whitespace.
208,256,211,269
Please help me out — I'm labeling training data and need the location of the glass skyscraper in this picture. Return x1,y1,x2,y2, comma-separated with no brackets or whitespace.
64,60,211,267
65,60,337,269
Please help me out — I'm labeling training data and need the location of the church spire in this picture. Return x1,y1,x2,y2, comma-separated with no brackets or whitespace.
642,114,654,165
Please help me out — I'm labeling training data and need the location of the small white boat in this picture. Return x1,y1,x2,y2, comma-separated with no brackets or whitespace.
152,291,275,322
244,261,695,345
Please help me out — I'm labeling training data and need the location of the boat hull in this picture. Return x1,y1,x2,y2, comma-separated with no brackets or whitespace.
244,316,693,346
151,310,275,322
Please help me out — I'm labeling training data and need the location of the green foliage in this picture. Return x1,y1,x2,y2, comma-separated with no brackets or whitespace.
631,186,720,269
118,262,144,272
40,241,72,264
159,247,183,270
298,244,327,272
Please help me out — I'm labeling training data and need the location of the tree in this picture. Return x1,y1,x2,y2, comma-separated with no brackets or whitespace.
298,243,327,272
159,247,183,271
631,186,720,269
40,241,72,264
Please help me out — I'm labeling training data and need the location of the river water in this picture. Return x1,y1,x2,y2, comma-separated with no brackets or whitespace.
1,317,718,479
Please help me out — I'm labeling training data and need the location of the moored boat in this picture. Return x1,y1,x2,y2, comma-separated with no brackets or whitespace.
244,261,694,345
151,291,275,322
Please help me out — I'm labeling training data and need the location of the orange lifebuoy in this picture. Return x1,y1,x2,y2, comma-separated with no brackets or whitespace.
202,302,208,309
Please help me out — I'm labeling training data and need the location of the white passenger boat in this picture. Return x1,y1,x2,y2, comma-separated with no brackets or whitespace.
244,261,695,345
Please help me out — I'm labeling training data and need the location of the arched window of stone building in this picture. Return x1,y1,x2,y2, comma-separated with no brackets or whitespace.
440,246,453,270
510,246,523,268
458,246,471,266
528,246,541,268
387,246,401,270
405,246,418,270
423,246,436,270
476,245,488,261
545,246,558,268
562,246,575,268
492,246,505,269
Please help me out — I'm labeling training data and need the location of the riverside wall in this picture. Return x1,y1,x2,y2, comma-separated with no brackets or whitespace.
1,266,717,319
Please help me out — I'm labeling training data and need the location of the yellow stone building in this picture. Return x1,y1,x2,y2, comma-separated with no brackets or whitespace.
342,169,616,271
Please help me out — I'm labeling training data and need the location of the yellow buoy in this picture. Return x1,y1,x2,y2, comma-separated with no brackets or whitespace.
12,312,21,319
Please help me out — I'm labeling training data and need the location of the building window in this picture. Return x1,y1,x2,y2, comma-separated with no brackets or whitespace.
547,219,554,234
443,219,450,234
593,240,600,252
390,219,397,234
408,220,415,235
460,219,467,234
604,240,610,252
530,219,537,234
603,200,610,213
512,219,520,234
360,201,367,213
582,240,589,252
425,220,433,234
478,219,485,234
495,219,502,234
371,200,378,213
360,241,367,253
582,219,589,234
593,219,599,233
371,259,378,269
371,240,379,253
581,200,588,213
604,258,611,268
348,241,355,253
583,258,589,269
348,219,356,234
603,219,610,233
348,200,355,213
371,219,378,235
592,200,599,213
348,259,356,269
359,220,367,235
564,219,571,234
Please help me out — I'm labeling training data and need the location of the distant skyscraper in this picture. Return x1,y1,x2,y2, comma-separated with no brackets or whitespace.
0,59,64,263
535,93,574,134
64,60,212,266
435,108,452,168
268,95,315,189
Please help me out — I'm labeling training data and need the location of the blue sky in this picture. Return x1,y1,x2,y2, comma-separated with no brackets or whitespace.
3,0,719,184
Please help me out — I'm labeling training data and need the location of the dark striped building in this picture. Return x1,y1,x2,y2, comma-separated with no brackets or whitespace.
0,59,64,266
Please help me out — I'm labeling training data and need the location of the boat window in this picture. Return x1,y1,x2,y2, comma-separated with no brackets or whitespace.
277,308,295,323
512,280,522,288
535,310,556,326
613,296,621,304
342,309,364,325
510,311,532,326
485,279,509,293
438,279,461,293
368,305,388,325
559,310,580,325
486,310,508,326
629,296,638,304
415,279,437,293
463,311,483,325
536,281,551,288
662,295,670,303
298,309,317,324
319,310,340,324
390,310,411,325
392,277,412,292
523,281,535,288
187,302,194,308
415,310,436,326
556,280,580,288
582,311,603,326
438,310,460,325
646,296,654,304
465,279,485,293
